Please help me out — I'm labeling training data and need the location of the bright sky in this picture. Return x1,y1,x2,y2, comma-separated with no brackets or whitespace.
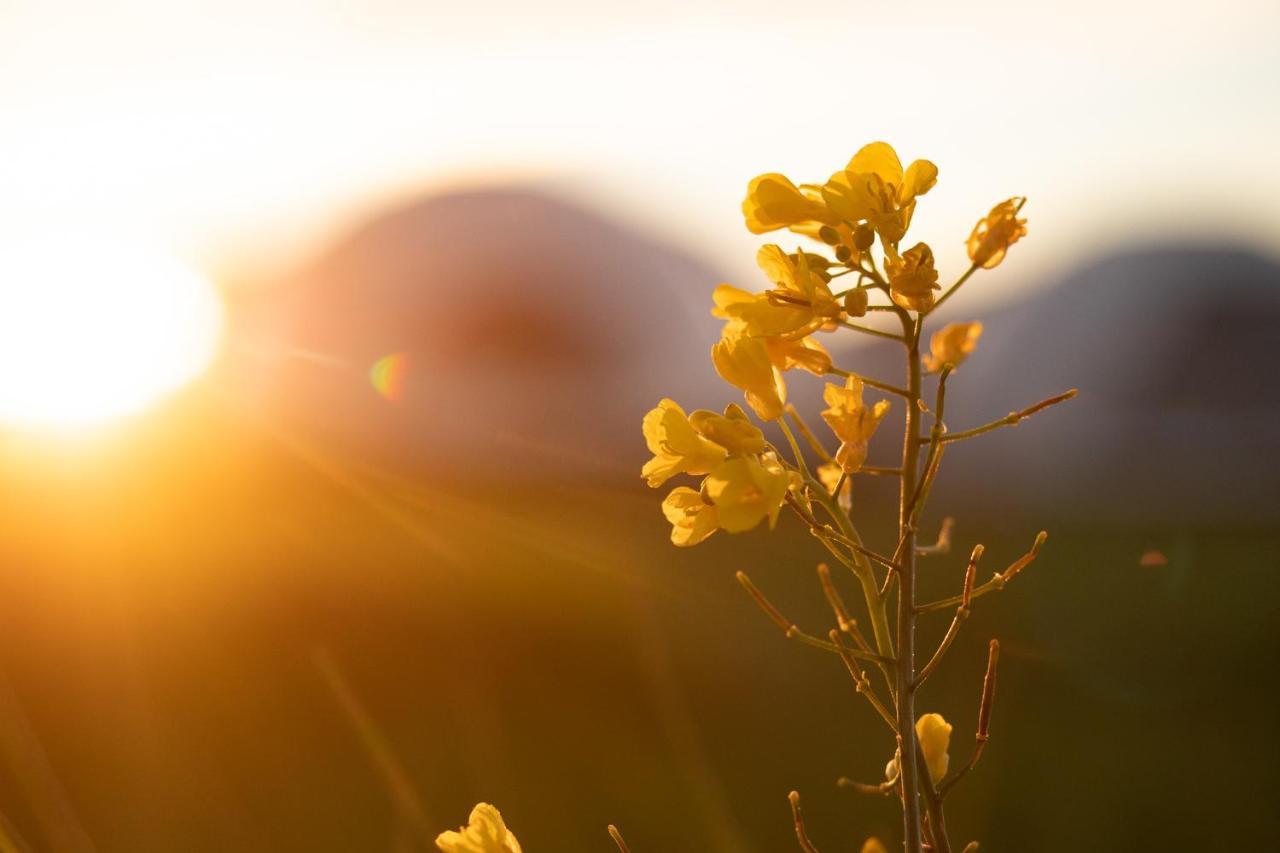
2,0,1278,301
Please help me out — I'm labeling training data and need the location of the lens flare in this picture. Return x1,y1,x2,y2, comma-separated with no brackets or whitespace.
370,352,409,402
0,233,223,430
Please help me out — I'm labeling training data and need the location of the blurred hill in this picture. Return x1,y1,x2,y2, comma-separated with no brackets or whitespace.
833,246,1280,525
225,188,726,482
227,189,1280,524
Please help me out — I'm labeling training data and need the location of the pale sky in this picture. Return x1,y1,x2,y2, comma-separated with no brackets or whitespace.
2,0,1278,304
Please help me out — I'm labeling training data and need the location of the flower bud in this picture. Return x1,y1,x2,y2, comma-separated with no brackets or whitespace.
843,288,869,318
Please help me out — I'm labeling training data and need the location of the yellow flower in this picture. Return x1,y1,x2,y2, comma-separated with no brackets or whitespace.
820,377,890,472
822,142,938,245
883,713,952,785
662,486,720,547
714,245,840,338
704,454,790,533
712,285,812,339
967,197,1027,269
764,334,831,376
886,242,940,312
712,328,786,421
861,840,889,853
917,712,953,783
687,403,767,456
436,803,522,853
923,322,983,372
641,399,729,487
742,173,836,235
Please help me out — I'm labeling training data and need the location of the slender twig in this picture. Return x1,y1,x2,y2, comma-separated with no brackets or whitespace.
905,365,952,526
917,533,1046,613
961,843,980,853
839,320,906,342
814,523,903,574
940,640,1000,797
837,775,898,796
932,389,1077,444
916,517,955,556
778,419,813,480
859,465,904,476
819,563,894,700
789,791,822,853
786,404,835,462
913,546,981,688
736,572,894,664
830,630,899,731
608,825,631,853
827,366,911,398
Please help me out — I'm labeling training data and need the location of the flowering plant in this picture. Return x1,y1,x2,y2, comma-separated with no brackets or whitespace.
436,142,1074,853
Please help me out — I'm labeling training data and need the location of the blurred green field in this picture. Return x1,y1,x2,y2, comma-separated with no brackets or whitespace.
2,397,1278,851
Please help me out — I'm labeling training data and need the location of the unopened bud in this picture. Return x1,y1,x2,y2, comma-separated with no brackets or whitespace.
843,288,869,317
854,223,875,251
817,225,841,245
834,245,852,263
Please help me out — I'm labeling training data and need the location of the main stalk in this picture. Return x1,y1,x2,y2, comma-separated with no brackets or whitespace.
896,316,923,853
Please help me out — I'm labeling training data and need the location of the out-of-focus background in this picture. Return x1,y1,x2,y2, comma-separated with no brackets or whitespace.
1,1,1279,850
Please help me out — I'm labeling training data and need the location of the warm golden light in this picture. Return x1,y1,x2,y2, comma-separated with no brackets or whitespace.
0,233,222,430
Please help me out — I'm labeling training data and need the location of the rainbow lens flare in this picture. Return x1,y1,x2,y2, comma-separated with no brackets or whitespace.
369,352,409,402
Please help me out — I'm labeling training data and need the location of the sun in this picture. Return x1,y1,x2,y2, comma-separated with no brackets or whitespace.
0,233,223,430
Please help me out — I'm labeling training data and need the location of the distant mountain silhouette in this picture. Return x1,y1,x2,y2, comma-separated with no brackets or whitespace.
226,189,1280,521
227,187,727,480
833,245,1280,523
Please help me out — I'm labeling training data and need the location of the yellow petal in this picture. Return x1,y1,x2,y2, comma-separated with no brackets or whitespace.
765,335,831,376
917,713,953,784
661,486,719,546
712,331,786,421
923,322,983,372
848,141,904,187
899,159,939,205
640,398,728,487
688,406,767,455
861,840,889,853
704,456,790,533
436,803,523,853
743,173,834,234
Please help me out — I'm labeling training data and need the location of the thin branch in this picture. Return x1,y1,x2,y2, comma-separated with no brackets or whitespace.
813,524,903,574
788,791,822,853
736,572,894,664
829,630,899,731
905,365,952,526
913,545,981,688
827,366,911,398
916,517,955,557
917,532,1046,613
940,640,1000,797
786,404,835,463
838,320,906,342
933,389,1078,445
837,775,898,796
858,465,904,477
608,825,631,853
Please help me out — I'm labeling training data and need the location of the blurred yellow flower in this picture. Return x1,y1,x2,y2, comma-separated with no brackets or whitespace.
704,455,790,533
917,712,953,783
822,142,938,245
861,839,889,853
820,377,890,472
436,803,522,853
688,403,767,456
742,173,836,234
923,322,984,372
641,399,729,487
967,197,1027,270
817,460,852,509
712,328,787,421
886,242,940,312
662,486,720,547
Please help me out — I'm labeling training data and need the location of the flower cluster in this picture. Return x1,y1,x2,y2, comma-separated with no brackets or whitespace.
643,141,1026,546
